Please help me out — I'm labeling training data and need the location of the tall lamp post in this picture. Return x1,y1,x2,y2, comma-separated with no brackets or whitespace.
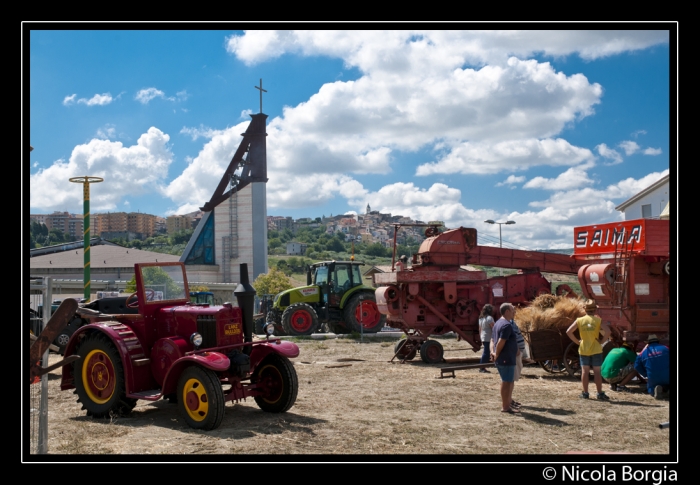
70,176,104,301
484,219,515,275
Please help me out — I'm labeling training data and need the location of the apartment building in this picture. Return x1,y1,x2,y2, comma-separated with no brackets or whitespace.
30,212,84,240
91,212,158,239
166,214,193,234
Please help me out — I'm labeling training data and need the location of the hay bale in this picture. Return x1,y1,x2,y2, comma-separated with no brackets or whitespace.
514,295,585,333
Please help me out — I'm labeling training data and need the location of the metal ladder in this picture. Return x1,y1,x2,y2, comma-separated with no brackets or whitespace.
612,231,634,308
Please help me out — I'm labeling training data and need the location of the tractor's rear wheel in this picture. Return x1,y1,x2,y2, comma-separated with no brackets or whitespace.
420,340,444,364
281,303,319,336
254,317,265,335
252,354,298,413
177,366,225,430
343,294,385,333
73,333,136,418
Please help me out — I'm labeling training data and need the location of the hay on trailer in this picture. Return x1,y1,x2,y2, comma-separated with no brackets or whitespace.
514,295,586,333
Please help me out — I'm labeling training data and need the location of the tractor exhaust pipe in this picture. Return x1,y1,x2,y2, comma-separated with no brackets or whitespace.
234,263,256,355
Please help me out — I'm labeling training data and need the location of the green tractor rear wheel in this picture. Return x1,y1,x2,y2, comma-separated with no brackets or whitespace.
343,294,385,333
281,303,320,336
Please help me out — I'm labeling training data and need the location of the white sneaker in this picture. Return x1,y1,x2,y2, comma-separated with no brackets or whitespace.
654,385,666,399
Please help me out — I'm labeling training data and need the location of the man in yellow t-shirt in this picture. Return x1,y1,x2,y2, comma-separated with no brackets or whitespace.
566,299,611,400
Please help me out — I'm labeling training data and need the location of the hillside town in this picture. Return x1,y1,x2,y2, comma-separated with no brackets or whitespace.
29,203,433,254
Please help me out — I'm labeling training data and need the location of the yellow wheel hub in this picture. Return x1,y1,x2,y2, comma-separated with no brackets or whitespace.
182,378,209,421
82,349,116,404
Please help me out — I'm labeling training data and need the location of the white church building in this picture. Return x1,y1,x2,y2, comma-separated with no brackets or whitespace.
180,112,269,285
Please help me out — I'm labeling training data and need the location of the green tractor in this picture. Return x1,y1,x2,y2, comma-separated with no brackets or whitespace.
265,261,386,336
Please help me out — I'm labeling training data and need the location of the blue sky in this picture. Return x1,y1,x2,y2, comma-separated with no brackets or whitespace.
26,28,674,250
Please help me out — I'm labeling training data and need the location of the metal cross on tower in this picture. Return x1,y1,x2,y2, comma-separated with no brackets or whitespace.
255,78,267,113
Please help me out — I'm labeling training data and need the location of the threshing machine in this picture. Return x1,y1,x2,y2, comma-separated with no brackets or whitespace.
374,225,581,363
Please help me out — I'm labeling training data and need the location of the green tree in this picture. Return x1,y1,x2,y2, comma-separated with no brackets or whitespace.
276,259,291,275
365,242,390,257
281,228,293,242
287,256,300,271
252,268,293,296
170,228,194,245
326,236,345,252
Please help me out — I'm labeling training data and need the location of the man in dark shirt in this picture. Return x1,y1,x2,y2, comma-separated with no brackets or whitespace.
490,302,520,414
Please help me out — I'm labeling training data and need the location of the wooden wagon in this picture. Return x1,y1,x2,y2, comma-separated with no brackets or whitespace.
525,327,616,377
525,328,583,377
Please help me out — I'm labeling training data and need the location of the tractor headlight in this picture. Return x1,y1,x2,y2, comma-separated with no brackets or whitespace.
190,333,203,348
264,323,275,336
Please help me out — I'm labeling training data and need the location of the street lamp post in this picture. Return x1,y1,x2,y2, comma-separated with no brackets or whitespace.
484,219,516,275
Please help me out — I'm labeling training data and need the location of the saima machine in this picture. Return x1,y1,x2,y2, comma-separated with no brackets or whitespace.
573,218,670,346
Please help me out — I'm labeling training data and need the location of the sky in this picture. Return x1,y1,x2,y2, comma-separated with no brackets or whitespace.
26,28,675,250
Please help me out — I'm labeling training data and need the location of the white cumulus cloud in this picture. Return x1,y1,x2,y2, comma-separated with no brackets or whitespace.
30,127,173,213
496,175,526,187
135,88,166,104
596,143,623,165
618,140,640,155
644,147,662,155
523,167,595,191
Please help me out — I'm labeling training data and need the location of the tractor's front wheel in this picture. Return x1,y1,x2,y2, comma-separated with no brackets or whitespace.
281,303,319,336
177,366,225,430
343,294,385,333
252,354,298,413
73,333,136,418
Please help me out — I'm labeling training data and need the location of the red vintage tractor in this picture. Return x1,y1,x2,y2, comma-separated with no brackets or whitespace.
60,262,300,430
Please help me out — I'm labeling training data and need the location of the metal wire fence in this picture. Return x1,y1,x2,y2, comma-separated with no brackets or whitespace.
28,277,52,455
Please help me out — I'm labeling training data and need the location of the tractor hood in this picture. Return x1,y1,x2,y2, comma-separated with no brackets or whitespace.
158,303,244,344
274,285,321,309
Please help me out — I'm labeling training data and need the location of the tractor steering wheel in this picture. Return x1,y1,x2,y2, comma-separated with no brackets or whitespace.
125,288,155,308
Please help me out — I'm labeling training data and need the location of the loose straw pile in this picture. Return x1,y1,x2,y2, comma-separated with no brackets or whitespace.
514,294,586,333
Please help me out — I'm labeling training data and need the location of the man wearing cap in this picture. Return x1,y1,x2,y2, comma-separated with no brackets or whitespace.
566,299,611,400
601,342,640,392
634,335,670,399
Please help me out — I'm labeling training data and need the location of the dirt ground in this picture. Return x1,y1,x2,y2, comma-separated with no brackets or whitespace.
32,334,672,459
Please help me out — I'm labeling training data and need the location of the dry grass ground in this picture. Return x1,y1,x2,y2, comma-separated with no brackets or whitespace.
34,335,671,459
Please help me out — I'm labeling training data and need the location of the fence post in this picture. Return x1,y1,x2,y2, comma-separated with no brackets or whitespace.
37,277,52,454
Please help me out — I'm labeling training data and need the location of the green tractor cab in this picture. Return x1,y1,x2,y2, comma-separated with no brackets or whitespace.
266,261,386,336
190,291,214,305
